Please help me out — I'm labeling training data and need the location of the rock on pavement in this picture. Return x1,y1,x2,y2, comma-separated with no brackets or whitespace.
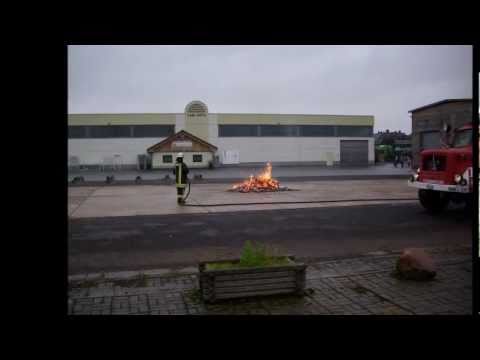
394,248,437,281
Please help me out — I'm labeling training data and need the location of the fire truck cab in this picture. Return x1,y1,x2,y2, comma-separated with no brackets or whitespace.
408,123,474,213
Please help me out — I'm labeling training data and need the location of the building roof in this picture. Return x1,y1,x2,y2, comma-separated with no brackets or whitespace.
147,130,218,153
408,99,472,113
68,113,374,126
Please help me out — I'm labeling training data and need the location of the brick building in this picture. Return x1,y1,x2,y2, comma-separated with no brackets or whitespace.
409,99,473,168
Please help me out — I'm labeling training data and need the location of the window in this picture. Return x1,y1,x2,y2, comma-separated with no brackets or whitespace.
193,154,203,162
259,125,298,137
162,155,173,163
452,129,472,148
218,124,373,137
299,125,335,137
132,125,174,138
68,126,87,138
89,126,111,138
219,125,258,137
420,131,440,149
336,126,373,137
110,126,132,138
69,125,175,138
89,125,131,138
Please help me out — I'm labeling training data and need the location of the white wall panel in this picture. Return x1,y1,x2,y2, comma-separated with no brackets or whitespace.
68,138,165,165
216,137,374,164
208,114,219,145
69,137,374,166
175,114,185,132
216,138,337,163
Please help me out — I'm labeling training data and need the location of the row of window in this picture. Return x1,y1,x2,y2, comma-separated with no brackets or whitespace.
218,125,373,137
68,124,373,139
68,125,175,139
162,154,203,163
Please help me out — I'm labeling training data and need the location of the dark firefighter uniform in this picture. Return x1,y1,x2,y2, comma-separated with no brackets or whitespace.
173,153,189,204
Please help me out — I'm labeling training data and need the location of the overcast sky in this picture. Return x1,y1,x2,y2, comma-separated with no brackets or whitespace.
68,45,472,133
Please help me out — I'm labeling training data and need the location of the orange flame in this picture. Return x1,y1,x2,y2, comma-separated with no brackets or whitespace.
231,162,280,192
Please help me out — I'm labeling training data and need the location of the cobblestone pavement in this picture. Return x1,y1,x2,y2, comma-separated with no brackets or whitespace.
68,246,472,315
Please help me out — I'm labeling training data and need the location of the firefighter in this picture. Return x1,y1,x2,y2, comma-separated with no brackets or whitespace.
173,153,189,204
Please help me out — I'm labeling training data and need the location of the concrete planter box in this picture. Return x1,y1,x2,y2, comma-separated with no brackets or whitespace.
198,256,306,303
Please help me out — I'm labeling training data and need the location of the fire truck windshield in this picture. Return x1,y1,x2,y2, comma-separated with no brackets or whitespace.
452,129,472,148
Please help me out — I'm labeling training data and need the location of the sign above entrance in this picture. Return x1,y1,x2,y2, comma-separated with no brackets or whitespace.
173,141,193,148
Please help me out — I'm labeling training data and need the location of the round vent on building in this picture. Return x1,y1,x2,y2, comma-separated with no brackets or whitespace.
185,100,208,117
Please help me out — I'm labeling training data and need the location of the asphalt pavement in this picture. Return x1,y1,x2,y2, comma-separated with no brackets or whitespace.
68,202,471,275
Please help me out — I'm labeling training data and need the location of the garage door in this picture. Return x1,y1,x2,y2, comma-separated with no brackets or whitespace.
340,140,368,165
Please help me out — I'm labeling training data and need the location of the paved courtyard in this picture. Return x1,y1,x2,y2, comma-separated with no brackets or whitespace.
68,179,417,218
68,246,472,315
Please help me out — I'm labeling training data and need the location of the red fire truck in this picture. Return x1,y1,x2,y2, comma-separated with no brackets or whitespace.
408,123,474,213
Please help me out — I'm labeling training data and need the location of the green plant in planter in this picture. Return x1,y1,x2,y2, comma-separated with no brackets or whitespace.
239,240,268,267
206,241,290,270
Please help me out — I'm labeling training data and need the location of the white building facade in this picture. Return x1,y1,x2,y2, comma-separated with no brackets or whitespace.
68,100,375,169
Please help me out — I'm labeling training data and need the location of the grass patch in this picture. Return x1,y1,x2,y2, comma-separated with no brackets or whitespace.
184,288,203,304
205,241,292,270
206,257,292,270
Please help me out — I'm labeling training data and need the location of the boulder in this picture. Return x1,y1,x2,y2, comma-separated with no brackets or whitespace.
394,248,436,281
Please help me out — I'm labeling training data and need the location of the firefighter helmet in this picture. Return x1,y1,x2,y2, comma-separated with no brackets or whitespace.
177,153,184,158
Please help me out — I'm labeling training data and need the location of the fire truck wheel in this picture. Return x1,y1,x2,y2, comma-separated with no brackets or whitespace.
418,190,449,214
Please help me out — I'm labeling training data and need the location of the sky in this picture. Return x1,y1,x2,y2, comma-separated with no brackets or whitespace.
68,45,472,133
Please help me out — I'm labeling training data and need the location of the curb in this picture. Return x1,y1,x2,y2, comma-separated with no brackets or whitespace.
69,266,199,283
68,246,470,283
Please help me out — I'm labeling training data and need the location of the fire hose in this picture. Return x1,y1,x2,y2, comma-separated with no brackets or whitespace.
183,179,192,202
181,172,416,206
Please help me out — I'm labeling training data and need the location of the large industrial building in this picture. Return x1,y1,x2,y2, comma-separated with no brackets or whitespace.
68,100,375,169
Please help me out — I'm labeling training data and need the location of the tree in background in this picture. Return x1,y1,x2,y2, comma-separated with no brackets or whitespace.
375,130,410,162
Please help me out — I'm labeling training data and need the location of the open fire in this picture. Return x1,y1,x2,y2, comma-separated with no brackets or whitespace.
230,163,288,192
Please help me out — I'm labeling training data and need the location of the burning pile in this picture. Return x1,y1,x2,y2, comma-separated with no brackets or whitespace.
230,163,288,192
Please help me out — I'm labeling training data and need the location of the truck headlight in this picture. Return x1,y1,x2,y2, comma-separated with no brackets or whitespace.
454,174,462,184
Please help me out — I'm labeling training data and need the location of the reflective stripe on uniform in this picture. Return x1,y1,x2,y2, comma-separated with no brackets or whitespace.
178,163,182,184
176,163,186,188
